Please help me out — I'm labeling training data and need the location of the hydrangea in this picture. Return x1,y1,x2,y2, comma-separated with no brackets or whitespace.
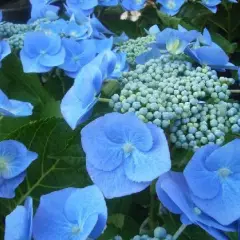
5,197,33,240
81,112,171,198
110,52,129,79
33,185,107,240
121,0,147,11
66,0,98,15
0,40,11,67
184,139,240,225
30,4,59,22
144,24,160,35
39,19,68,35
20,32,65,73
0,140,38,198
0,89,33,117
156,171,236,239
59,38,96,78
93,36,114,53
157,0,185,16
99,0,119,6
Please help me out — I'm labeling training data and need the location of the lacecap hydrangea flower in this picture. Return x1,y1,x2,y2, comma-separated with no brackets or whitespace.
184,139,240,225
81,112,171,199
156,172,237,240
20,32,65,73
33,185,107,240
156,0,185,16
5,197,33,240
0,89,33,117
0,140,38,198
0,40,11,67
121,0,147,11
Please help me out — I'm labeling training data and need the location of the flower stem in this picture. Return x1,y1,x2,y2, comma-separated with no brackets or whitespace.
172,224,187,240
149,181,157,231
98,98,110,103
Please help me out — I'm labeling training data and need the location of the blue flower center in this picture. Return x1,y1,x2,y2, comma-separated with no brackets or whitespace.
218,168,232,178
193,207,201,215
71,224,81,234
123,142,134,154
72,56,80,63
0,158,7,172
167,0,176,9
40,50,46,55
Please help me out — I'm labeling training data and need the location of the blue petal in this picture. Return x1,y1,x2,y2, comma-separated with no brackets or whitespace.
66,0,98,10
93,37,113,53
183,144,221,200
0,172,25,198
124,123,171,182
159,6,181,16
198,28,212,45
87,161,150,199
113,32,129,45
98,0,119,6
8,100,33,117
145,25,160,35
0,140,38,179
136,47,161,65
201,3,217,13
121,0,147,11
81,113,125,171
0,40,11,61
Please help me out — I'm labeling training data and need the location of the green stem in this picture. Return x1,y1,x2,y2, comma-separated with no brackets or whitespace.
172,224,187,240
98,98,110,103
149,181,157,231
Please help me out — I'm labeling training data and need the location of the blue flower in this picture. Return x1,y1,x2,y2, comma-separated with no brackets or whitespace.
66,0,98,14
109,52,129,79
184,139,240,225
90,15,114,39
200,0,221,13
20,32,65,73
0,89,33,117
39,19,68,35
93,36,114,53
30,4,59,22
121,0,147,11
0,10,2,22
113,32,129,45
59,38,97,78
135,47,162,65
157,0,185,16
99,0,119,6
63,19,92,40
0,140,38,198
5,197,33,240
30,0,53,5
156,171,237,239
61,62,102,129
81,112,171,199
144,24,160,35
0,40,11,67
33,185,107,240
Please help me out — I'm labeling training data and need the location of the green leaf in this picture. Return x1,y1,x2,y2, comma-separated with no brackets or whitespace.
0,54,52,106
108,214,125,229
156,10,181,28
39,100,62,118
0,118,91,237
102,80,120,97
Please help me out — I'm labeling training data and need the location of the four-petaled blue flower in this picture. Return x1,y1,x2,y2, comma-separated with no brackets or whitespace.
157,0,185,16
121,0,147,11
0,89,33,117
20,32,65,73
5,197,33,240
0,40,11,67
110,52,129,79
184,139,240,225
0,140,38,198
33,185,107,240
59,38,97,78
99,0,119,6
81,112,171,199
156,171,237,240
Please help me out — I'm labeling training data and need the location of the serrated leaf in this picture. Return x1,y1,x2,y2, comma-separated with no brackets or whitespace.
0,118,91,237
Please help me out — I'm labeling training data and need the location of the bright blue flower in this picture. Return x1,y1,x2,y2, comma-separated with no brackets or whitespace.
184,139,240,225
0,172,25,198
135,47,161,65
0,40,11,67
0,140,38,198
109,52,129,79
90,15,114,39
145,24,160,35
59,38,96,78
63,20,92,40
166,31,188,55
5,197,33,240
20,32,65,73
121,0,147,11
39,19,68,35
81,112,171,199
30,4,59,22
157,0,185,16
113,32,129,45
0,89,33,117
200,0,220,13
93,37,114,53
33,185,107,240
156,171,237,239
198,28,212,46
66,0,98,14
99,0,119,6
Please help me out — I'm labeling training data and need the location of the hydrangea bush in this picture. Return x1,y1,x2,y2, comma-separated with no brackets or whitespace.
0,0,239,240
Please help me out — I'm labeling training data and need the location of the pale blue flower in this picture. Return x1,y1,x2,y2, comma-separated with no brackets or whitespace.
5,197,33,239
184,139,240,225
0,89,33,117
81,112,171,198
156,171,237,239
121,0,147,11
157,0,185,16
20,32,65,73
33,185,107,240
59,38,97,78
0,40,11,67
